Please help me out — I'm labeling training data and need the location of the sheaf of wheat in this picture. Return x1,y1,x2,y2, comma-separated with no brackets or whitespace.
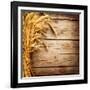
22,12,57,77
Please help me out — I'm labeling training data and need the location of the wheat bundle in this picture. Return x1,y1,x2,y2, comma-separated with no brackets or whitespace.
22,12,56,77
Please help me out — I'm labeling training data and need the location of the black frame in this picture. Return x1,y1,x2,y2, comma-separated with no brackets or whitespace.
11,1,88,88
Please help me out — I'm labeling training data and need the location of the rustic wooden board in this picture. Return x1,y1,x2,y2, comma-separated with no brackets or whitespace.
42,20,79,39
32,67,79,76
31,54,79,67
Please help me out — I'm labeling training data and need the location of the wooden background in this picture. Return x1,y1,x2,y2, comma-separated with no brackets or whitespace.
31,12,80,76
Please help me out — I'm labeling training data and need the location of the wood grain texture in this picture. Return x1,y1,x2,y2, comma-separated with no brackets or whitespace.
31,54,79,67
32,67,79,76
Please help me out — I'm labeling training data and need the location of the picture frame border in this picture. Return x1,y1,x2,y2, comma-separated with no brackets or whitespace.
11,1,88,88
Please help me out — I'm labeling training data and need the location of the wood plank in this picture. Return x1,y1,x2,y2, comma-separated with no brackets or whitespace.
32,67,79,76
47,13,79,20
31,54,79,67
34,40,79,54
42,20,79,39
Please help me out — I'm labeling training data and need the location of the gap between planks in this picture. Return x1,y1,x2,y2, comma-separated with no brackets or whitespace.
52,18,79,21
32,66,79,68
43,38,79,41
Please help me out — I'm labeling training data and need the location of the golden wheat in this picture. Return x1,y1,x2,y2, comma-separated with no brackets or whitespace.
22,12,56,77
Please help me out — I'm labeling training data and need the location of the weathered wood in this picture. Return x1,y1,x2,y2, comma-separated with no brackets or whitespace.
35,40,79,53
32,67,79,76
42,20,79,39
31,54,79,67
